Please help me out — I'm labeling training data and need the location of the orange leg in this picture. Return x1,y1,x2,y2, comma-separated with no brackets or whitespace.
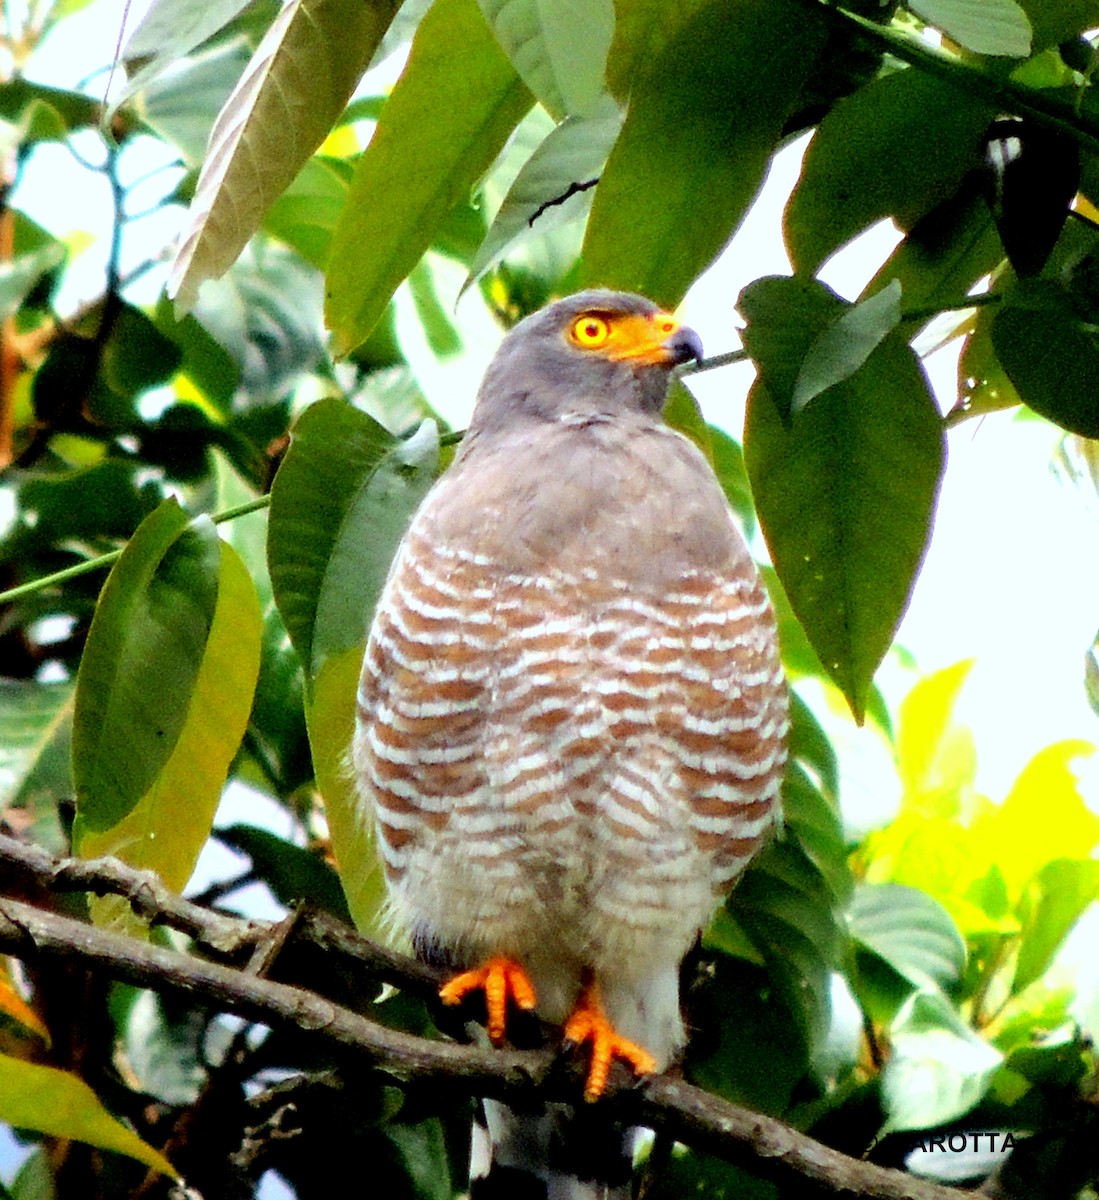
563,977,657,1102
438,956,537,1045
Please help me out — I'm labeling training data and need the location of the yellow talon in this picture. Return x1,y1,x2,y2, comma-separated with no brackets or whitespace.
439,956,537,1045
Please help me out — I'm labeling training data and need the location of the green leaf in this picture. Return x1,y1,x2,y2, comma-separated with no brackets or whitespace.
787,691,838,800
908,0,1031,56
325,0,533,355
263,154,354,272
784,69,994,275
662,380,713,465
76,534,261,929
864,190,1003,317
170,0,401,311
72,501,218,834
0,681,73,809
792,281,903,417
709,425,755,537
477,0,614,118
123,0,255,70
218,824,352,920
0,1054,177,1178
306,646,388,932
386,1119,453,1200
0,243,65,322
848,883,967,993
603,0,708,100
881,990,1002,1132
583,0,826,307
463,93,622,291
0,80,102,134
1013,859,1099,994
742,277,945,720
268,399,440,681
1017,0,1099,49
728,768,848,1051
137,38,253,166
991,285,1099,437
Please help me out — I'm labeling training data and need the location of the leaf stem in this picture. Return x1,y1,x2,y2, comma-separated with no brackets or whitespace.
0,494,271,607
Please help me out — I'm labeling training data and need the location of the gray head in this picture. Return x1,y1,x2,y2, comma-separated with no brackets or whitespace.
467,290,704,437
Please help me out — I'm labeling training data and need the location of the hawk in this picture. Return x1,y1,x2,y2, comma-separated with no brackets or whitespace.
353,290,788,1197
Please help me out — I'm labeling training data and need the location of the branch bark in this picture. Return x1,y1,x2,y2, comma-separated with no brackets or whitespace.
0,837,973,1200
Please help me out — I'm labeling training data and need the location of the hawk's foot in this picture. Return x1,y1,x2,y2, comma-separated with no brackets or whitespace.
439,956,537,1045
563,980,657,1102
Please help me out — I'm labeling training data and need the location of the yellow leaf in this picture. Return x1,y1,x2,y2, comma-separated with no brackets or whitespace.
0,1053,177,1177
973,740,1099,899
306,645,387,935
896,659,976,813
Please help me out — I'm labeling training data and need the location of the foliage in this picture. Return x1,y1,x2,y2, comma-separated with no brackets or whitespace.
1,0,1099,1196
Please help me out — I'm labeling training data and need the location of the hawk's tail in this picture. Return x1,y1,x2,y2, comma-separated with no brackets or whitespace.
470,1098,634,1200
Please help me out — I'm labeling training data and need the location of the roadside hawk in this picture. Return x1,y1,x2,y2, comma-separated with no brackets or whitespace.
352,289,788,1198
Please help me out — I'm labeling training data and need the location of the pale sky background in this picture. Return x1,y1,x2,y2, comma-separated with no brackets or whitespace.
5,0,1099,1189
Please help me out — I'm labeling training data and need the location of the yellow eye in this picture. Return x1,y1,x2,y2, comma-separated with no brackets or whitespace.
571,315,610,348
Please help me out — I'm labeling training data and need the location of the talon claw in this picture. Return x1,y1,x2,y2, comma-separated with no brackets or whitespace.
439,957,536,1045
563,980,656,1102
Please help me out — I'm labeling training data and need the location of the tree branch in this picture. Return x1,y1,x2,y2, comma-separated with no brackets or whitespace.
0,840,973,1200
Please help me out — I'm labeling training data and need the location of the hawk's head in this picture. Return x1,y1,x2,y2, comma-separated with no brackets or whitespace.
471,290,704,433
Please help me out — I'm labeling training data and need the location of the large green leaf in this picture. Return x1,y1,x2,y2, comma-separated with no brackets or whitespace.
582,0,825,307
784,68,994,275
325,0,533,355
72,501,219,834
477,0,614,118
848,883,967,993
75,528,261,929
863,190,1004,314
0,1055,177,1178
742,277,945,720
603,0,709,100
267,399,440,681
1017,0,1099,49
991,283,1099,437
170,0,400,311
908,0,1031,56
463,93,622,291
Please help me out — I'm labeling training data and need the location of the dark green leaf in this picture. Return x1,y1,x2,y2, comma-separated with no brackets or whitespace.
325,0,533,354
476,0,613,118
991,284,1099,437
268,399,440,680
102,304,184,400
743,277,944,720
583,0,826,306
0,80,102,134
604,0,708,100
72,501,219,834
784,69,994,275
1017,0,1099,49
848,883,967,992
218,823,352,921
709,425,755,537
863,187,1003,314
